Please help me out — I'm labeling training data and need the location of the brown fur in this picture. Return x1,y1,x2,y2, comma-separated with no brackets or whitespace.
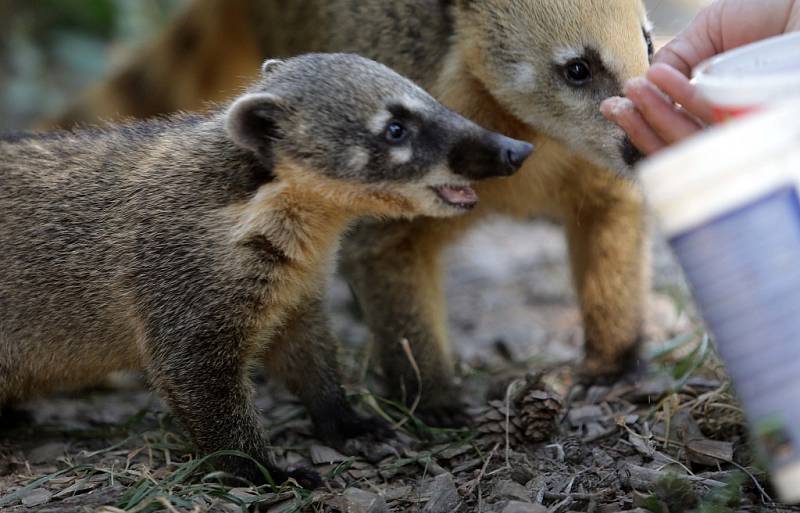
3,54,532,484
50,0,654,424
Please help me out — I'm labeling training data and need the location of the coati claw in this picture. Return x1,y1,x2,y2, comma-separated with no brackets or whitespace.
416,402,472,430
224,461,322,490
577,344,648,386
315,409,396,449
284,467,324,490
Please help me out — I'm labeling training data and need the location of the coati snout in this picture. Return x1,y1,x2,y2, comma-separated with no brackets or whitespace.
454,0,653,174
226,53,533,216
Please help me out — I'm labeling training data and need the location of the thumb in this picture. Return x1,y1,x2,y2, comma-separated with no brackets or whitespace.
654,3,722,77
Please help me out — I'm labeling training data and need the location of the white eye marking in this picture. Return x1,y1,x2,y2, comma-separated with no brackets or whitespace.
390,146,413,165
368,110,393,135
511,62,537,93
553,47,582,65
347,148,369,170
399,94,426,115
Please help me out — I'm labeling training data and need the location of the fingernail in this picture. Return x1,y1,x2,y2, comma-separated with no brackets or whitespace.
604,97,635,118
623,77,648,98
600,98,618,118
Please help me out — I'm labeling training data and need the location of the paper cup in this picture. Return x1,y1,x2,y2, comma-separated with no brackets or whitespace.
693,32,800,122
640,99,800,503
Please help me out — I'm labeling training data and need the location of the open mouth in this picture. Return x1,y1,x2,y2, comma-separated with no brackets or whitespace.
431,185,479,209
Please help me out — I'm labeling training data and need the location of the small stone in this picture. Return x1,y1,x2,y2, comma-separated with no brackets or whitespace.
492,480,530,502
327,488,388,513
501,500,547,513
21,488,52,507
28,442,67,464
567,405,604,426
310,445,348,465
592,448,616,468
510,465,535,485
421,473,461,513
267,500,301,513
383,485,413,501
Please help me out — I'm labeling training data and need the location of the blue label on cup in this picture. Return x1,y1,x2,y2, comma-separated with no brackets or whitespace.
670,185,800,468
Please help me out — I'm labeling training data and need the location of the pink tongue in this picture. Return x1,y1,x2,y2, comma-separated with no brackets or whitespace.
438,185,478,204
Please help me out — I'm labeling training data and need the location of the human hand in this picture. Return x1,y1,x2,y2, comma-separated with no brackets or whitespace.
601,0,800,155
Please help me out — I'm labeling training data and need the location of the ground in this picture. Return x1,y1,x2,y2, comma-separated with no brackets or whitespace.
0,219,795,513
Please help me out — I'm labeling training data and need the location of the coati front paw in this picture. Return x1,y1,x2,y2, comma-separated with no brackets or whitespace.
313,407,402,463
282,466,324,490
578,342,647,386
416,400,471,429
219,458,322,490
314,408,394,447
408,383,471,429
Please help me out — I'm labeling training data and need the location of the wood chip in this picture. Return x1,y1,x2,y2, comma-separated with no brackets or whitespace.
21,488,52,507
686,439,734,466
310,445,348,465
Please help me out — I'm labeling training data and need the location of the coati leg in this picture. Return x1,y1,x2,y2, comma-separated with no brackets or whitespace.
262,296,393,450
563,178,649,381
340,218,469,428
143,323,320,488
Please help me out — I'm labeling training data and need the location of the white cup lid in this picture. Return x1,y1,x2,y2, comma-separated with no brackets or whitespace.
639,98,800,232
693,32,800,107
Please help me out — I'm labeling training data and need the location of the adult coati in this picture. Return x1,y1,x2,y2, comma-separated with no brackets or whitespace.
0,54,533,485
55,0,655,425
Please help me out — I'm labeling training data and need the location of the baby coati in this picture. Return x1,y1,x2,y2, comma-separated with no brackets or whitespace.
0,53,533,486
52,0,654,427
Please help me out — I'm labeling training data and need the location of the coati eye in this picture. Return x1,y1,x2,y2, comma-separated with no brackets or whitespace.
563,59,592,86
384,121,409,144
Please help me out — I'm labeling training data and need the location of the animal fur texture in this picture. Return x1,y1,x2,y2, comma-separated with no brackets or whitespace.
0,53,533,485
53,0,655,426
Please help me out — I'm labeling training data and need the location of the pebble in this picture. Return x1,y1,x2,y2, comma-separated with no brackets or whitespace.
421,473,461,513
327,488,388,513
501,500,547,513
492,479,531,502
21,488,52,507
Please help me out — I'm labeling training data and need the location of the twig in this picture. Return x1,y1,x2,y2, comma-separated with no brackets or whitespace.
725,458,773,504
546,496,574,513
558,384,582,425
463,442,500,496
503,378,526,469
651,435,773,503
393,338,422,429
562,475,576,495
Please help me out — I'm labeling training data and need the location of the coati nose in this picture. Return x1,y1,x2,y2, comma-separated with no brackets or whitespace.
621,137,644,167
448,133,534,180
500,138,534,174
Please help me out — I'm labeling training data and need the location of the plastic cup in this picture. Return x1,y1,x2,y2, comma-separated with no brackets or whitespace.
693,32,800,122
639,99,800,503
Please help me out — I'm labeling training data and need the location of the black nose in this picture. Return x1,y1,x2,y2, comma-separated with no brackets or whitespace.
502,140,535,172
621,137,644,167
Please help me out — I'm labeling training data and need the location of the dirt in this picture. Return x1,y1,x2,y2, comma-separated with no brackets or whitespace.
0,219,796,512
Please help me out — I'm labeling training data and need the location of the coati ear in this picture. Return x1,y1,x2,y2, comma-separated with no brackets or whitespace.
225,93,285,158
261,59,285,77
